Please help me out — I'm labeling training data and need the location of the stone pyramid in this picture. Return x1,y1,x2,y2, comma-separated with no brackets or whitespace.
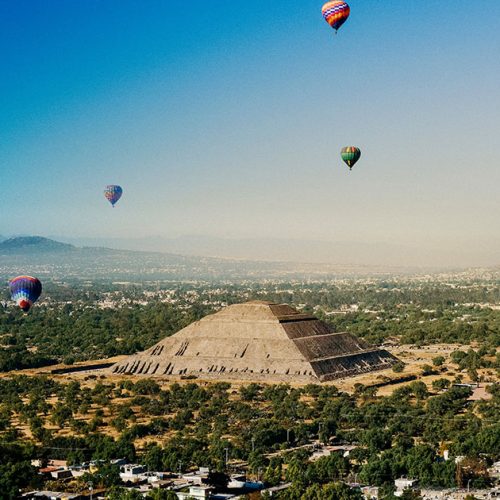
111,301,397,382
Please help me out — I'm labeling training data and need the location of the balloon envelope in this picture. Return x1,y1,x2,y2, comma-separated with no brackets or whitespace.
104,185,123,207
9,276,42,312
341,146,361,170
322,1,350,32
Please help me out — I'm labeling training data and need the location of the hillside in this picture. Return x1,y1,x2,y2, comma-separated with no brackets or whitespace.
0,236,303,282
0,236,75,254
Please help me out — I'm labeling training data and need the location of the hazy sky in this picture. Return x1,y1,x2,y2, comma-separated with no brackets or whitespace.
1,1,499,266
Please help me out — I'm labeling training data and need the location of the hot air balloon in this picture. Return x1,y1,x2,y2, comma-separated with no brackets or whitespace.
9,276,42,312
341,146,361,170
104,185,123,207
322,1,350,33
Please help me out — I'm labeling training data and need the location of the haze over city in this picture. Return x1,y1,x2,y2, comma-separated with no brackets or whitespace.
2,0,499,267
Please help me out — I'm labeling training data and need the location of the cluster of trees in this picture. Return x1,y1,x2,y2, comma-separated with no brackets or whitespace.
0,374,499,497
0,302,208,370
324,305,500,347
0,440,41,498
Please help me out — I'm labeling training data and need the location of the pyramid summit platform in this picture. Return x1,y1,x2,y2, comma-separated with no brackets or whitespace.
111,301,397,382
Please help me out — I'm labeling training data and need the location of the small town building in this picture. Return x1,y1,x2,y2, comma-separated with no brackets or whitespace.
360,485,379,499
119,463,147,483
394,478,419,497
38,467,73,480
260,482,292,497
21,492,82,500
176,485,214,500
181,467,210,485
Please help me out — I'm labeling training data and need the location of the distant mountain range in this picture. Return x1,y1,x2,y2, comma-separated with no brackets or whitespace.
2,235,496,284
0,236,413,281
0,236,74,254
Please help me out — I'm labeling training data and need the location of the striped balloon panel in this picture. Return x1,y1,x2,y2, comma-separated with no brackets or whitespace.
322,1,350,31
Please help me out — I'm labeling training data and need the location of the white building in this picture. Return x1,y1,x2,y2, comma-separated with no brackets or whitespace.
176,485,214,499
394,478,419,497
119,464,147,483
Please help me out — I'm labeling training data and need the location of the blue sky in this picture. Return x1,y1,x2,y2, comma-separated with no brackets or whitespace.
1,1,499,266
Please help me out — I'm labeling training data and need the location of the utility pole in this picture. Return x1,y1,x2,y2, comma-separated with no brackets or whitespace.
286,429,290,443
88,482,93,500
224,447,229,469
318,422,323,445
251,437,255,452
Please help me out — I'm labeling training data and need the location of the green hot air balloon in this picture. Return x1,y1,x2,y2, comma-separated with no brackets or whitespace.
341,146,361,170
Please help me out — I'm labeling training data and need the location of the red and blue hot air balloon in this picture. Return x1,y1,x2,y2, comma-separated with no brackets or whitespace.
322,1,350,33
104,185,123,207
9,276,42,312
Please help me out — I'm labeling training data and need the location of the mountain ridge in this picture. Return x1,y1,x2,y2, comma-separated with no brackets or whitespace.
0,235,420,281
0,236,75,254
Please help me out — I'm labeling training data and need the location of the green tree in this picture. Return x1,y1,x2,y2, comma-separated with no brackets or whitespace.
147,489,178,500
410,381,429,400
133,379,161,396
312,454,349,483
393,362,405,373
143,444,165,472
239,383,262,401
421,365,435,377
432,379,450,392
302,482,363,500
50,402,73,428
432,356,445,367
86,463,122,488
263,457,282,486
400,489,422,499
0,460,42,499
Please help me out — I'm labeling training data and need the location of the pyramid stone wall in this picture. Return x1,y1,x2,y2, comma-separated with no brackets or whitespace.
110,301,397,382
